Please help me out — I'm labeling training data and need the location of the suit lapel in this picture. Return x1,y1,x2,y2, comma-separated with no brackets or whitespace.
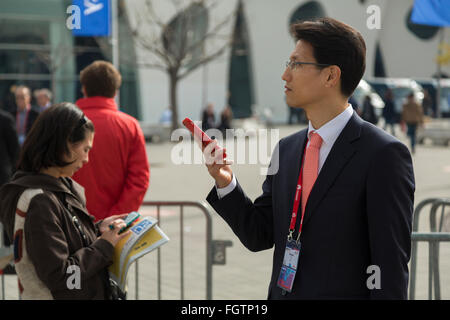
303,113,363,225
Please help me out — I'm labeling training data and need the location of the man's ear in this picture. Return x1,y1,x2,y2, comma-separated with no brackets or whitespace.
81,86,87,98
324,66,341,88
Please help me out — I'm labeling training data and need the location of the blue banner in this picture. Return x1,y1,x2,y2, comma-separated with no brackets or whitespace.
72,0,111,37
411,0,450,27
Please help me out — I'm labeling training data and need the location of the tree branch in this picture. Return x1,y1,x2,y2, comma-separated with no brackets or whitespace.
178,40,231,80
143,0,166,30
134,34,173,67
183,5,236,56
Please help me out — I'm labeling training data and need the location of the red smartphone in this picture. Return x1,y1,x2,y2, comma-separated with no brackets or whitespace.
182,117,226,158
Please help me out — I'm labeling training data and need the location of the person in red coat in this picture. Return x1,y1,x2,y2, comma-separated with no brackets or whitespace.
73,61,150,221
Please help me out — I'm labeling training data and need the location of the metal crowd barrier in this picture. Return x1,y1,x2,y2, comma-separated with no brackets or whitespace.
409,198,450,300
136,201,232,300
5,198,450,300
0,201,232,300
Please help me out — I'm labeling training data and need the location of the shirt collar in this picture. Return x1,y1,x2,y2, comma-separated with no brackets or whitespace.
307,104,354,146
75,96,118,110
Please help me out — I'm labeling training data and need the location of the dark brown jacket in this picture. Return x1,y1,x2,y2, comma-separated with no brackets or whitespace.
0,171,114,299
401,101,423,125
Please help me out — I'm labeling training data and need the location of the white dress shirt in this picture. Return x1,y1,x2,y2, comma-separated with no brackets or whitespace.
307,104,354,174
216,105,354,199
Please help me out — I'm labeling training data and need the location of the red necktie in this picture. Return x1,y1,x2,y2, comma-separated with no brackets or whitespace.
301,131,323,215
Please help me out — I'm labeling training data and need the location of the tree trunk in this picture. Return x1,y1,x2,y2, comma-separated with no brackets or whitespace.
169,72,179,132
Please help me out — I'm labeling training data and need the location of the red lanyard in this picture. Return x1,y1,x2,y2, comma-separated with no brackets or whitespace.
288,142,308,242
16,108,30,135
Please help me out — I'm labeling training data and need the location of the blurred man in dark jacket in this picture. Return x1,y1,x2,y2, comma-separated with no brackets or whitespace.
11,85,39,145
0,110,19,187
0,109,20,251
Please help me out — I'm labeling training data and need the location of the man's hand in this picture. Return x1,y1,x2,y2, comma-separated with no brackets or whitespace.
203,140,234,188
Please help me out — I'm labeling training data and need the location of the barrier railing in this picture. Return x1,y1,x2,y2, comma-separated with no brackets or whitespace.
409,198,450,300
1,200,232,300
4,198,450,300
136,200,232,300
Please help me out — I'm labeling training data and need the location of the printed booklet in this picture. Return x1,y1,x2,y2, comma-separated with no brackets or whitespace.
108,213,169,292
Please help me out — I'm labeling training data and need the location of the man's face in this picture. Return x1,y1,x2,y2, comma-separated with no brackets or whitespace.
15,88,31,111
282,40,327,109
36,93,49,107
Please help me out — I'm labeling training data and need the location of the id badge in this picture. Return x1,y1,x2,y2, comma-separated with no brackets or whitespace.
277,240,301,293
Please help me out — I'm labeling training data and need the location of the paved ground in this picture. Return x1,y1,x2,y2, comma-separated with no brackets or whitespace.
2,123,450,300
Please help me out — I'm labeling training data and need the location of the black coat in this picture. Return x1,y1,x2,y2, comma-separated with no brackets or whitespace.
0,110,20,186
207,112,414,299
9,106,40,137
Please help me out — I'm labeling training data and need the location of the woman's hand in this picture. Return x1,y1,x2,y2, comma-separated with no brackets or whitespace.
99,219,131,247
98,214,128,234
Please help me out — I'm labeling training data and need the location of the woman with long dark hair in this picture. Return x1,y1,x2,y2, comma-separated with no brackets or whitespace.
0,102,129,299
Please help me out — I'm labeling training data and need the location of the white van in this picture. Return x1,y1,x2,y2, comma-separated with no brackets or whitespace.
367,78,424,116
351,79,385,117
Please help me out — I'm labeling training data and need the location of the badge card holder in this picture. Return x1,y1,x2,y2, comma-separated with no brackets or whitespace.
277,144,307,294
277,238,301,293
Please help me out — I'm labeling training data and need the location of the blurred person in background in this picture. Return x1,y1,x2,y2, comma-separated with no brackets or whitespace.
0,85,17,113
73,61,149,221
288,105,304,124
12,85,39,146
401,92,424,155
159,106,172,126
0,103,129,299
382,89,396,136
348,95,359,113
202,103,216,131
0,109,19,187
421,89,432,117
218,105,233,136
361,95,378,125
0,109,20,257
34,88,52,112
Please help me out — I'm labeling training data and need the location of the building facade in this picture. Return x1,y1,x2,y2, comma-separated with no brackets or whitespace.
1,0,448,123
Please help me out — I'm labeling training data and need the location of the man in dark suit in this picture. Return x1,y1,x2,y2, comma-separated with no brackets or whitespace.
0,110,19,186
203,18,414,299
0,109,19,251
11,85,40,145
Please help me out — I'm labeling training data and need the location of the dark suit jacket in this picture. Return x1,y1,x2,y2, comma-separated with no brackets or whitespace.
207,112,415,299
0,110,20,186
9,106,40,136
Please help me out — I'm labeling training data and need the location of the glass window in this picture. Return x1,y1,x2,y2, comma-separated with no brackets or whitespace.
0,49,49,74
0,19,49,45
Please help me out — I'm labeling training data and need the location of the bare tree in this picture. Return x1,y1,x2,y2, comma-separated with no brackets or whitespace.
35,45,72,101
35,42,91,102
129,0,238,131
